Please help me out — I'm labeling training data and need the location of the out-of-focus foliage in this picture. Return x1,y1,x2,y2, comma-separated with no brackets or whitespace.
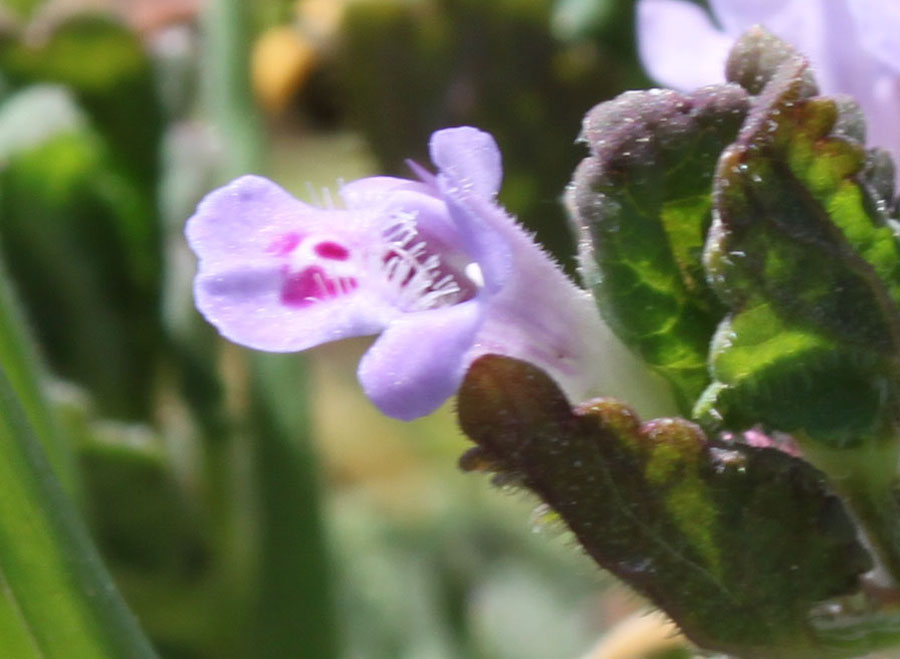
0,12,163,195
0,1,713,658
0,360,156,658
335,0,650,268
0,14,162,419
1,0,43,20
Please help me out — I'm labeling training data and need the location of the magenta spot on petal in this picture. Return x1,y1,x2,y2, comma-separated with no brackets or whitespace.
267,232,303,256
281,266,357,308
314,241,350,261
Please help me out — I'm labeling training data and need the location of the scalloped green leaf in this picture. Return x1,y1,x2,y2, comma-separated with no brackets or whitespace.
699,54,900,450
457,355,870,658
697,47,900,577
568,84,748,409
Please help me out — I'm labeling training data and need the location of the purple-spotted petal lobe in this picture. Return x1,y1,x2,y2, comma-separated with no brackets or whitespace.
358,301,483,420
636,0,734,90
188,175,396,352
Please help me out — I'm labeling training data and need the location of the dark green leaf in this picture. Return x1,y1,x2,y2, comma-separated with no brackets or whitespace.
458,355,870,657
699,54,900,449
568,84,748,408
699,43,900,579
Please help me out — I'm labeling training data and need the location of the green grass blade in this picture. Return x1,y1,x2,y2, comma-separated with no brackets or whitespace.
0,363,156,658
0,260,78,496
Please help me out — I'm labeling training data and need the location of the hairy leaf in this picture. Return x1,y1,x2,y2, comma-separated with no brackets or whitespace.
699,53,900,450
568,84,747,408
458,355,870,658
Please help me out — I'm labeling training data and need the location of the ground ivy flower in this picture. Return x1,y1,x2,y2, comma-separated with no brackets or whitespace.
187,126,670,420
637,0,900,171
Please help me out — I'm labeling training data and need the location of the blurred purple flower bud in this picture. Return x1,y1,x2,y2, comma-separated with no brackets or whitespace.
187,127,668,420
637,0,900,171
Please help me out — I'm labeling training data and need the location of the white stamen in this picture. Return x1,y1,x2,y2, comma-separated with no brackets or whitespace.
422,254,440,271
408,242,427,258
417,279,462,308
383,210,418,246
378,209,467,312
321,187,335,209
305,182,321,206
338,277,355,295
312,271,329,297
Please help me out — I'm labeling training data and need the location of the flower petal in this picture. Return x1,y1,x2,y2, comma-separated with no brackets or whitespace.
188,175,398,351
708,0,795,35
847,1,900,74
340,176,432,210
358,301,483,420
426,128,514,292
187,175,361,268
438,191,513,295
864,76,900,162
636,0,734,89
193,266,393,352
429,126,503,199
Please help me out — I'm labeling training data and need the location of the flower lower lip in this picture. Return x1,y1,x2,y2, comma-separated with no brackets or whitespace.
314,241,350,260
280,265,358,308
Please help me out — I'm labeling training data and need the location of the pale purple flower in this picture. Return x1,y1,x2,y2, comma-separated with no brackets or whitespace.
637,0,900,171
187,127,671,421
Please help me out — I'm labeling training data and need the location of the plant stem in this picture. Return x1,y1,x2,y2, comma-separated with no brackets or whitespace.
0,258,79,498
806,435,900,582
202,0,264,178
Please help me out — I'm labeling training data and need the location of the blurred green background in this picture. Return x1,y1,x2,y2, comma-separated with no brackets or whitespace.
0,0,690,657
